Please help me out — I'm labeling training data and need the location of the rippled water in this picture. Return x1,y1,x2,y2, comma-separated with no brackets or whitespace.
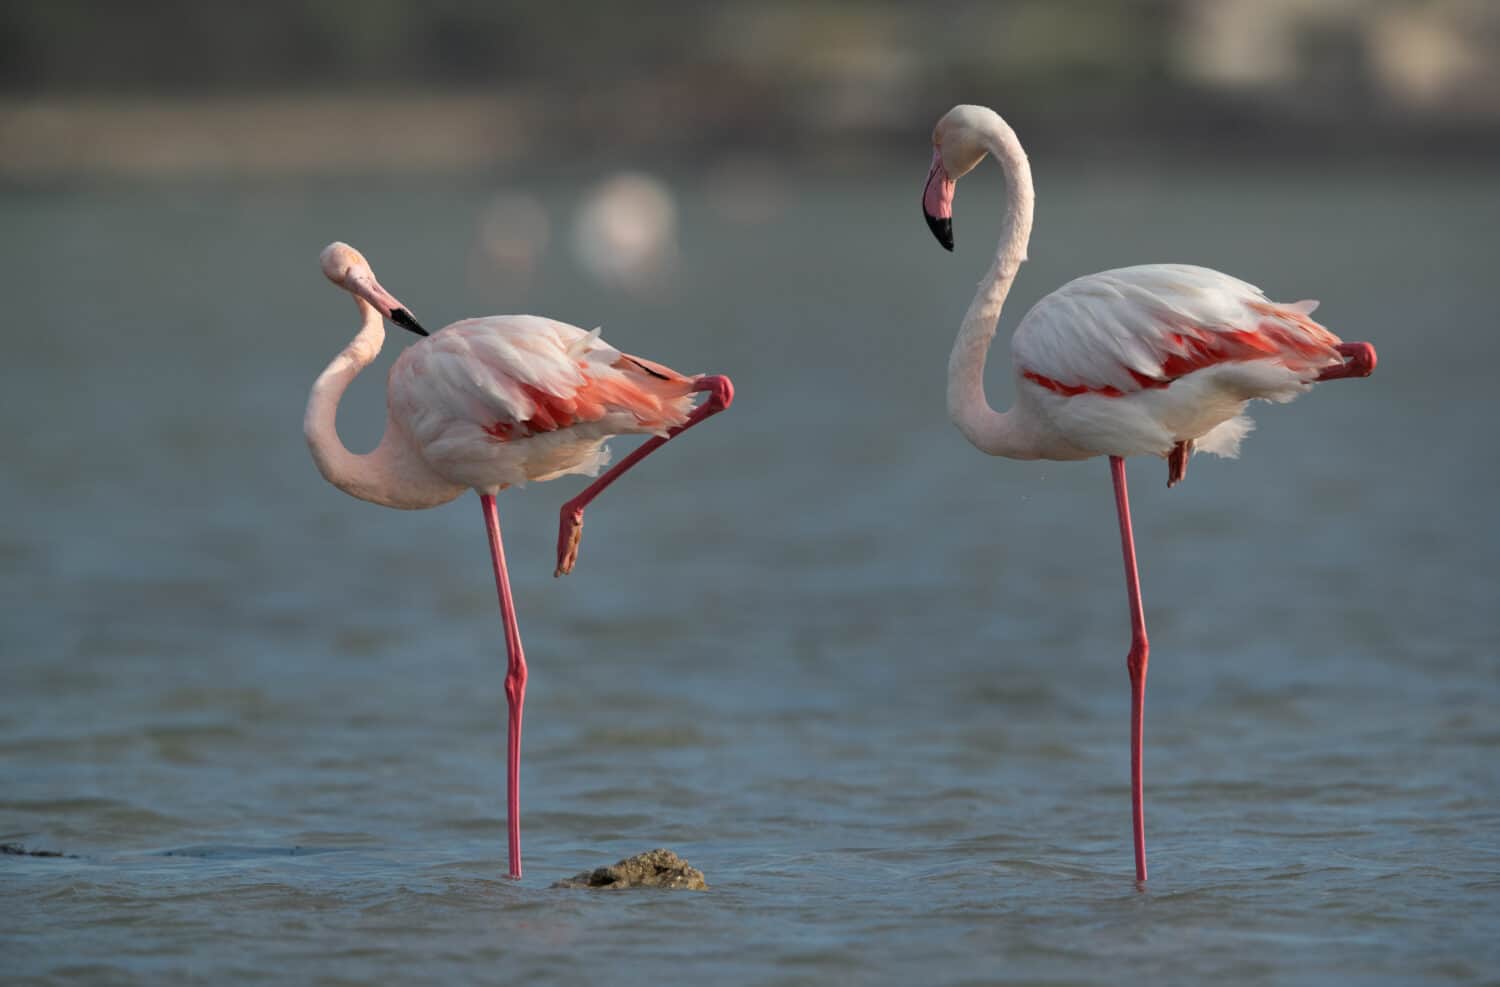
3,165,1498,983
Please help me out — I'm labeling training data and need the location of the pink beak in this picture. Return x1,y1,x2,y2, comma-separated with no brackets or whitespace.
350,272,428,336
923,148,955,251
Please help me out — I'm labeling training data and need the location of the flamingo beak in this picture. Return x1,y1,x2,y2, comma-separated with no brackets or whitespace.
389,308,428,337
352,273,429,336
923,148,955,251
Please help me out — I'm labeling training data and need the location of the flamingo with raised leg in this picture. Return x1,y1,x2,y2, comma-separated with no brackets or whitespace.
922,105,1375,882
305,242,734,879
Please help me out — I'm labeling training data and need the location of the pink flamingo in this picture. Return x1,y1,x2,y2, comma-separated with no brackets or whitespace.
304,242,733,879
923,105,1375,882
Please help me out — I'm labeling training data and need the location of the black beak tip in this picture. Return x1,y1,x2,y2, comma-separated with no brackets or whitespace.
925,212,954,252
390,308,429,337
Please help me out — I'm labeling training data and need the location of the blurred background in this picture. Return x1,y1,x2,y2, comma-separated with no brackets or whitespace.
3,2,1499,984
4,0,1500,178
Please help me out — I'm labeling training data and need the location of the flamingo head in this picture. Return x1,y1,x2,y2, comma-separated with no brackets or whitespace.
320,242,429,336
924,105,1000,252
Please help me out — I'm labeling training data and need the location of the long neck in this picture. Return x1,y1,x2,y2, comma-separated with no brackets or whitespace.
946,119,1039,459
304,300,466,510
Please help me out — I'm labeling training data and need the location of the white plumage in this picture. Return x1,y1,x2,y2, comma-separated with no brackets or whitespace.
1009,264,1344,463
388,315,694,492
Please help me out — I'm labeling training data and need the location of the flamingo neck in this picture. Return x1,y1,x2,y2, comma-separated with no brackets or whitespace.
947,119,1040,459
303,298,466,510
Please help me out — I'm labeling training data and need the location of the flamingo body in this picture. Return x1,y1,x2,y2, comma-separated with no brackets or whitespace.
387,315,696,492
1008,263,1346,465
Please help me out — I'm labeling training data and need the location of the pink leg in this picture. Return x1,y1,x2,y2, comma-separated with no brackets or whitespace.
1316,341,1377,381
480,493,528,879
555,374,735,576
1110,456,1150,883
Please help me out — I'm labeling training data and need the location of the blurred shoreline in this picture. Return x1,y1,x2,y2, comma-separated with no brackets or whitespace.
6,1,1499,182
4,84,1499,186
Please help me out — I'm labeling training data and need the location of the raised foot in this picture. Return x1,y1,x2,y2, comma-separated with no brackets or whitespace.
1317,341,1377,381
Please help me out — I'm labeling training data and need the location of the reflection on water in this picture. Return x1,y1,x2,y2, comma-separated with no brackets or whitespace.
1,165,1497,984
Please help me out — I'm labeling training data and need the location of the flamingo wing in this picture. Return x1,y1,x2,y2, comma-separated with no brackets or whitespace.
1011,264,1344,398
389,315,693,446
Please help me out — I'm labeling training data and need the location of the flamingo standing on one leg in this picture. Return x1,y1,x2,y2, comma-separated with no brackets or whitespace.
304,242,734,879
921,105,1375,883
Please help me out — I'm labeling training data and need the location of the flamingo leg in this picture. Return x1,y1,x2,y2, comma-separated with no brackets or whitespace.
1110,456,1150,883
480,493,528,880
554,374,735,576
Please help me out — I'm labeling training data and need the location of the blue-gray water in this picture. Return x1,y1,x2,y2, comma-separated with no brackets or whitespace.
3,164,1498,984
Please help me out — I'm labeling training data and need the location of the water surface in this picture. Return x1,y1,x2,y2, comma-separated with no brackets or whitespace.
2,165,1498,984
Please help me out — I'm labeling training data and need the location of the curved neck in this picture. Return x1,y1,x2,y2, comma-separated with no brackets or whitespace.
946,119,1039,459
304,299,465,510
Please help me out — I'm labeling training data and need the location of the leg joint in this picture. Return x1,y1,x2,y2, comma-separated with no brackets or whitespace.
505,664,528,703
692,373,735,411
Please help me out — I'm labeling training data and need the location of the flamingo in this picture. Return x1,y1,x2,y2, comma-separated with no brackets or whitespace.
304,242,734,879
922,105,1376,882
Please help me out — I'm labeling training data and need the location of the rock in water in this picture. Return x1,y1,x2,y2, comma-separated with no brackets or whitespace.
553,848,707,890
0,843,67,858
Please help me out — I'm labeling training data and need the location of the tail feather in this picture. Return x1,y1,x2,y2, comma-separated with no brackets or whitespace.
1196,415,1255,458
